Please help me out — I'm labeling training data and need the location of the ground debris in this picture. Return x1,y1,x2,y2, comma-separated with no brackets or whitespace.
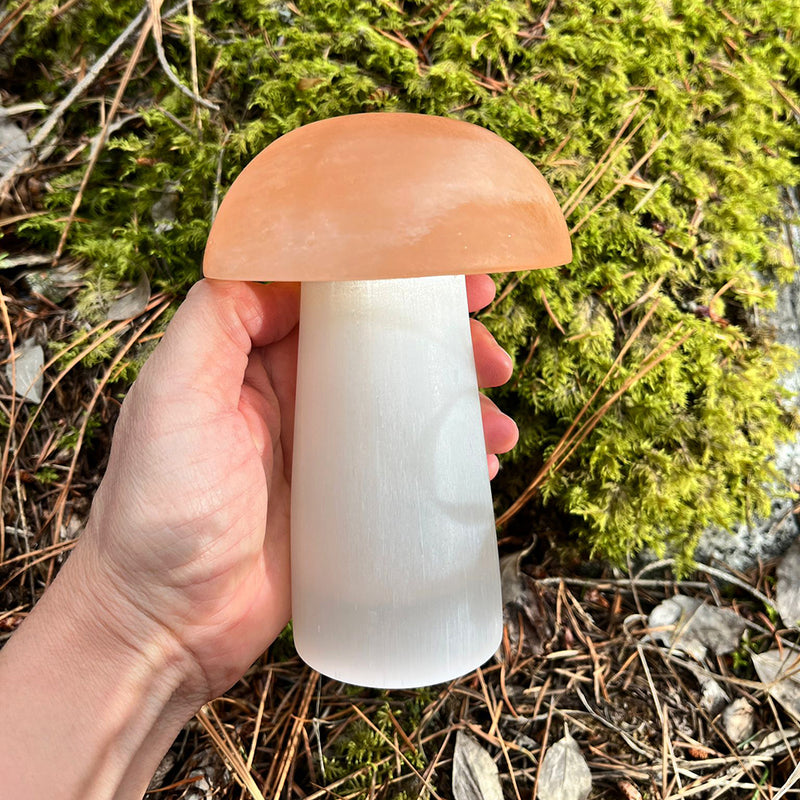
722,698,755,744
106,269,151,321
645,594,745,660
452,731,503,800
753,649,800,723
0,110,29,175
4,257,800,800
6,336,44,403
698,674,730,715
776,539,800,628
498,545,555,658
537,725,591,800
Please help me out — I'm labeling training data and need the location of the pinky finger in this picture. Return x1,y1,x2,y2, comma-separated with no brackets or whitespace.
488,453,500,480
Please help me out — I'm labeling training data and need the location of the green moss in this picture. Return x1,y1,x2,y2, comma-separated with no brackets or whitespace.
323,701,428,793
34,467,59,485
56,414,102,453
6,0,800,567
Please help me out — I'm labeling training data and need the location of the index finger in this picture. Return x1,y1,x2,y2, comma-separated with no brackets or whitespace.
465,274,496,313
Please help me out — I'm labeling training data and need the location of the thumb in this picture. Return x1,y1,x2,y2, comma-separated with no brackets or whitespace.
138,279,301,413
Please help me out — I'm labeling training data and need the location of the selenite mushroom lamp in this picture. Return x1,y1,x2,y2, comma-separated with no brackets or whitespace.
203,113,571,688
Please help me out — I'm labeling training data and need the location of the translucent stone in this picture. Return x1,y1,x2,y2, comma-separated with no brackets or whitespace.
203,113,571,283
291,275,502,688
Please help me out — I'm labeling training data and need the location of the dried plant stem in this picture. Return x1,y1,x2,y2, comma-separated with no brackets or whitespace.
0,288,17,563
496,295,665,528
245,672,273,774
50,0,83,20
0,0,31,33
561,102,648,219
476,667,523,800
692,562,777,615
0,538,74,571
0,0,32,48
539,288,565,334
151,0,218,111
269,670,319,799
197,704,266,799
351,705,444,800
46,300,171,574
54,14,153,259
0,1,192,202
531,702,555,800
0,4,149,198
487,103,650,315
498,324,691,526
570,131,669,235
186,0,202,128
551,328,692,474
211,131,231,224
3,295,167,488
0,541,76,594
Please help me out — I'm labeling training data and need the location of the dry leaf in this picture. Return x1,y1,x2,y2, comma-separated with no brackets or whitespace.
26,264,83,304
297,77,325,90
147,752,175,791
500,546,533,607
776,539,800,627
647,595,745,660
6,337,44,403
0,110,29,174
537,725,592,800
497,544,552,658
752,649,800,722
753,728,798,752
722,698,754,744
107,270,151,321
699,675,729,716
452,732,503,800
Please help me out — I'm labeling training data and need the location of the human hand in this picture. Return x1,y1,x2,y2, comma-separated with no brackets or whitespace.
76,276,518,706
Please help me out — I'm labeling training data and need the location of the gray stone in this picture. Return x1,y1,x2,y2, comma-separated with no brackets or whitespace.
696,188,800,571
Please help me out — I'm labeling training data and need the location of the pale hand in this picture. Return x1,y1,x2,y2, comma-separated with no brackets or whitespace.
0,276,518,799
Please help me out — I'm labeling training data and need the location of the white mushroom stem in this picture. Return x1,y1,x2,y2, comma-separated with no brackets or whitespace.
291,274,502,688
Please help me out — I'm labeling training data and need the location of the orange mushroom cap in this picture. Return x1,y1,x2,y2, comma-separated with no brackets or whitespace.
203,113,571,282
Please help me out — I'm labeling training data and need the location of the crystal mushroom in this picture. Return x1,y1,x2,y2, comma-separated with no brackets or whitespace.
203,113,571,688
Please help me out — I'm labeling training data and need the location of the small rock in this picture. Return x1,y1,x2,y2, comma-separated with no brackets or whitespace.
722,698,755,745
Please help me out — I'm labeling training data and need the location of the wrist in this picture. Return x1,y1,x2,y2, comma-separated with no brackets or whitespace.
0,540,200,799
67,530,207,715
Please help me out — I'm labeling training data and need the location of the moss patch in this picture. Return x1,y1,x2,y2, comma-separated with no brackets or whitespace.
4,0,799,566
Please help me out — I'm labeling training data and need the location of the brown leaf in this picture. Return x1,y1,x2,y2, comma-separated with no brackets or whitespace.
498,546,552,658
617,780,643,800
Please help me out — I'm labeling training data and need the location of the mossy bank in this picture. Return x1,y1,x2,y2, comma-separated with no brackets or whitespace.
3,0,799,567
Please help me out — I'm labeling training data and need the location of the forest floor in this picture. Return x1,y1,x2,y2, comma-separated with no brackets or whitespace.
3,1,800,797
3,266,800,800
